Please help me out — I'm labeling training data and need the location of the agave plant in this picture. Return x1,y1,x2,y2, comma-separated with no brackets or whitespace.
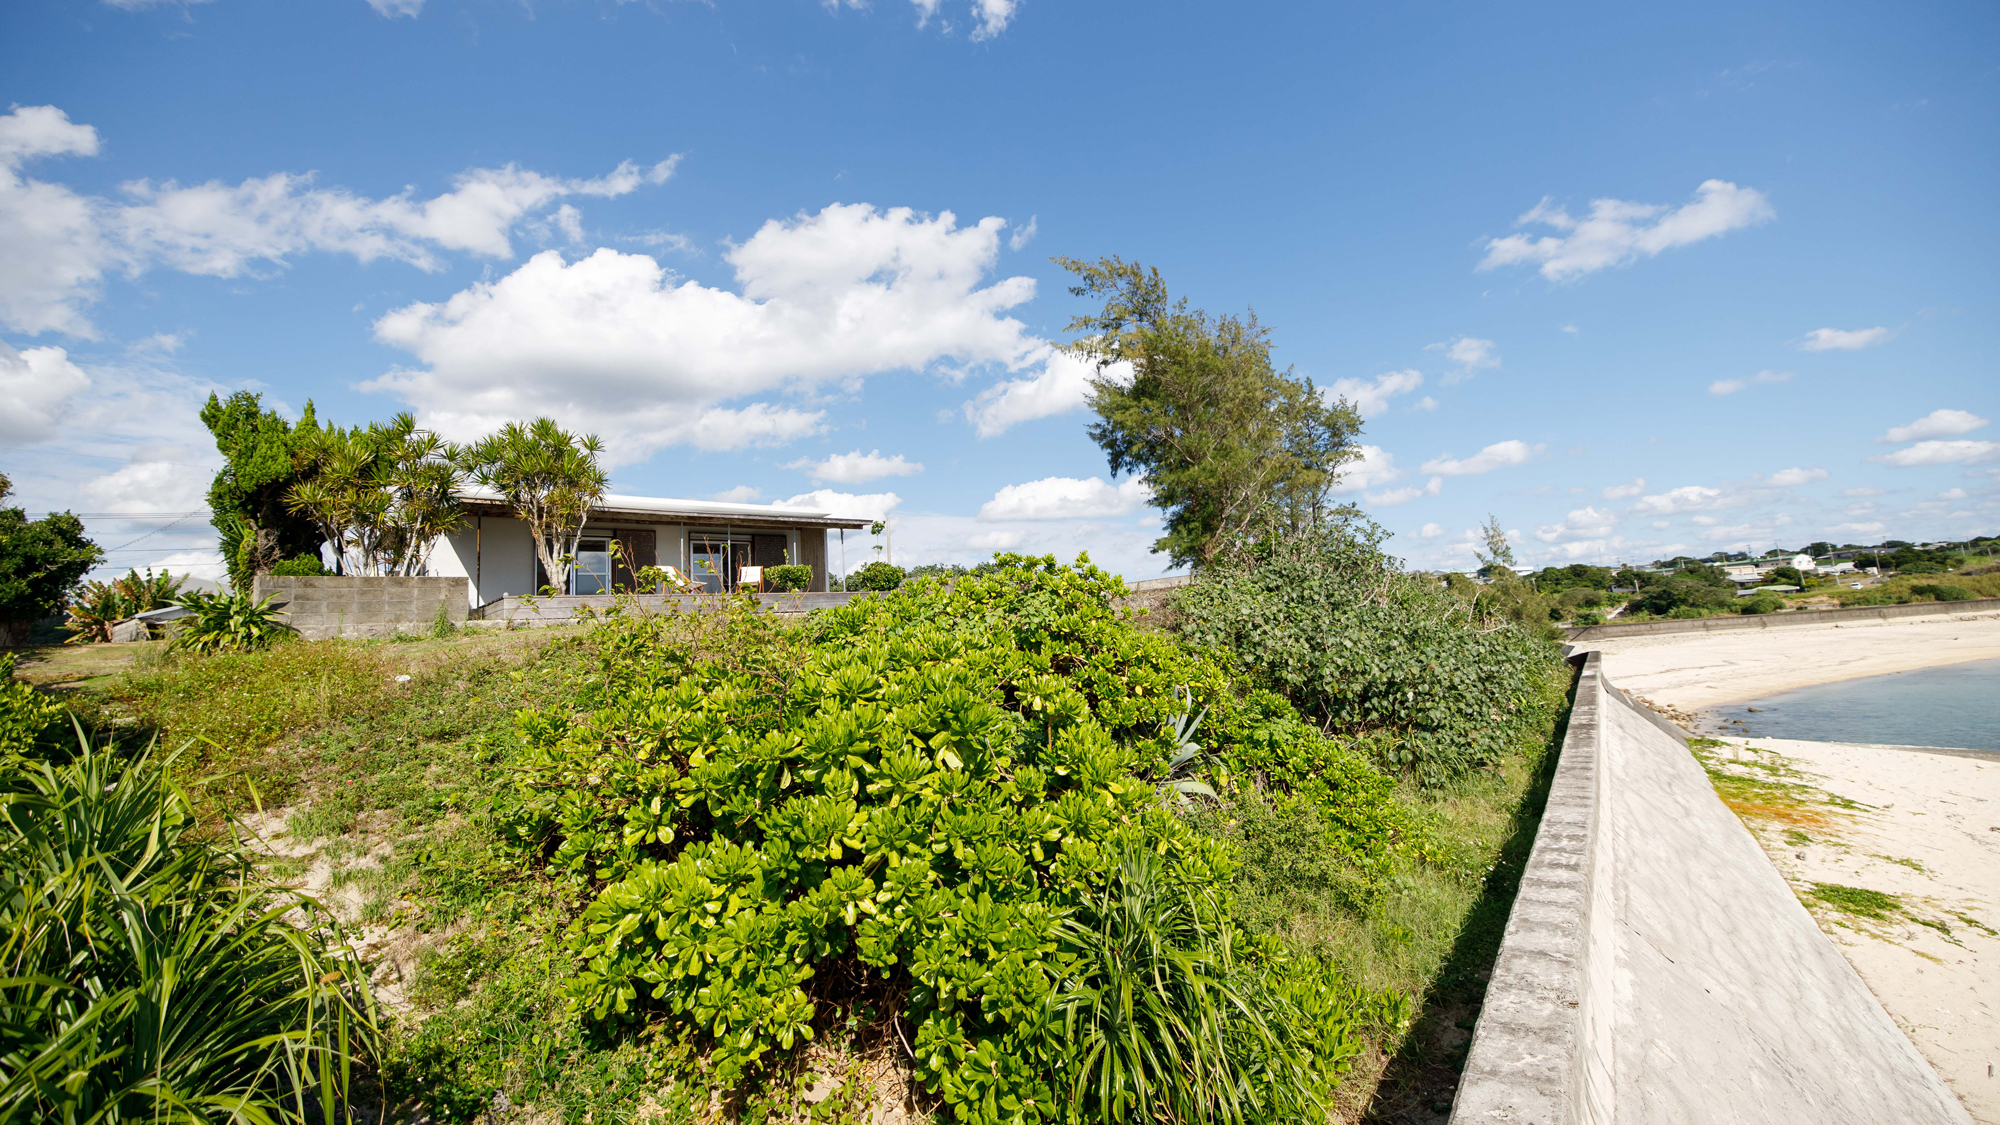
171,589,298,654
0,735,378,1122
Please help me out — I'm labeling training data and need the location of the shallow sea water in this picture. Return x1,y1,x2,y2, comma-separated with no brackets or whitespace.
1703,656,2000,752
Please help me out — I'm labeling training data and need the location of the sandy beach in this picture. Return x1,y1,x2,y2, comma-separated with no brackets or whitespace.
1595,615,2000,1122
1592,606,2000,709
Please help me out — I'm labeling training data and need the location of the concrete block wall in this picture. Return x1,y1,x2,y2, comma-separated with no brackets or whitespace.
1451,652,1971,1125
253,576,471,640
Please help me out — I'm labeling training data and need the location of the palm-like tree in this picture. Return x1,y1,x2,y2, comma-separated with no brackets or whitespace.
463,418,607,594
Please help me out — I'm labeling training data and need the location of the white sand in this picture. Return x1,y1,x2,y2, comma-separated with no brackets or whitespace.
1708,737,1998,1123
1592,607,2000,709
1593,616,2000,1121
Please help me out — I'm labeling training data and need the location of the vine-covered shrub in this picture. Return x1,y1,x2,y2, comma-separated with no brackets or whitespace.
1173,519,1567,785
502,556,1408,1121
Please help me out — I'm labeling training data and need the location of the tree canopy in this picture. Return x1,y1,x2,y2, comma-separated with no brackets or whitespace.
1057,256,1362,568
200,392,325,589
464,417,608,593
0,472,102,644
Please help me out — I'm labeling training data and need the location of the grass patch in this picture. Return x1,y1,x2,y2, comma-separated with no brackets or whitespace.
1807,882,1902,921
1783,829,1812,847
1872,854,1931,877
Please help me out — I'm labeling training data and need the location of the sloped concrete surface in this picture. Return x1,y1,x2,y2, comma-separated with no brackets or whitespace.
1452,653,1971,1124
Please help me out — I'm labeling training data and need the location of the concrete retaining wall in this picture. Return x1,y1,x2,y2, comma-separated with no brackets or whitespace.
253,576,471,640
1451,652,1970,1125
472,590,876,625
1566,597,2000,642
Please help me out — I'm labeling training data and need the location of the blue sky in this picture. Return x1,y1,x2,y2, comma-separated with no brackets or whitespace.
2,0,1995,581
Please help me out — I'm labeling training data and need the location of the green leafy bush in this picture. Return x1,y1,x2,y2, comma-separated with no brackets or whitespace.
1625,578,1732,616
0,734,377,1122
1909,583,1974,602
270,554,330,576
1736,593,1785,615
501,555,1396,1121
171,588,299,654
850,561,906,591
764,562,813,591
1172,519,1566,785
0,654,65,757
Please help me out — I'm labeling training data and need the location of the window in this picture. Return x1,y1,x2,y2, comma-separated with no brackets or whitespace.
571,539,612,595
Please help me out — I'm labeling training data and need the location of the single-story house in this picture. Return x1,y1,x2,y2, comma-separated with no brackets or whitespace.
429,490,872,607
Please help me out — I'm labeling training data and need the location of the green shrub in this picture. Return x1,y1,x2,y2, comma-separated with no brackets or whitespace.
1910,583,1974,602
0,654,65,758
1736,593,1784,615
0,736,377,1122
502,554,1393,1121
171,588,298,654
764,562,813,591
1172,519,1566,785
1625,578,1732,616
1571,610,1605,627
270,554,330,576
850,561,906,591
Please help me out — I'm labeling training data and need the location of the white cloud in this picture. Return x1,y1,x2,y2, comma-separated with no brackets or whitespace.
1415,395,1438,411
1365,476,1441,506
371,204,1043,463
1880,408,1989,443
1418,522,1444,538
0,342,92,444
1331,444,1403,491
784,449,924,484
777,488,903,523
1327,369,1422,418
964,349,1117,437
1534,505,1618,543
1602,477,1646,500
1419,439,1540,476
366,0,425,16
1008,215,1037,251
905,0,1018,39
1478,179,1774,281
1428,337,1498,374
0,105,679,337
1939,488,1967,501
1868,440,2000,468
1633,484,1732,515
1798,326,1892,352
1842,487,1886,498
1561,324,1580,335
1766,466,1828,487
1827,521,1885,534
978,476,1150,521
709,485,762,503
1708,370,1791,396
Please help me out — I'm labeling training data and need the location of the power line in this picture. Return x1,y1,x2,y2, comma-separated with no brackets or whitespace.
99,512,203,555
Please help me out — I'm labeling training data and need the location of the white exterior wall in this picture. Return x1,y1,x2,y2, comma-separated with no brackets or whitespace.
433,516,541,608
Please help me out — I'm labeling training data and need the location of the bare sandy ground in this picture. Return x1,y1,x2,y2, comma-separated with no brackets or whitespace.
1592,607,2000,709
1594,617,2000,1121
1705,736,1999,1123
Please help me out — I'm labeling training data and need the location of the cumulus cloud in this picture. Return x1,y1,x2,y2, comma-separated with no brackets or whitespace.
1938,487,1967,501
1534,506,1618,543
1880,408,1989,443
978,476,1150,521
709,485,763,503
1798,326,1892,351
1633,484,1740,515
1419,439,1540,476
1766,466,1828,487
0,342,92,444
1426,337,1498,382
1477,179,1774,281
1842,487,1886,498
1327,369,1422,418
1008,216,1036,251
1364,476,1441,506
1826,521,1884,534
371,204,1043,463
784,449,924,484
964,350,1117,437
1709,369,1792,395
0,105,678,337
777,488,903,523
366,0,425,16
1602,477,1646,500
1868,441,2000,468
1418,522,1444,538
905,0,1018,39
1330,445,1403,491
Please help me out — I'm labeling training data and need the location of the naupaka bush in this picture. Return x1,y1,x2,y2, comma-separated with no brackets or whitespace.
501,554,1409,1122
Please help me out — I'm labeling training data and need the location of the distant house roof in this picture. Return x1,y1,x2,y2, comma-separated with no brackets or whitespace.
457,489,872,531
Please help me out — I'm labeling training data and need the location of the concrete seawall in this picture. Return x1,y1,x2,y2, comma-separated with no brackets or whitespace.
1451,651,1971,1125
1566,597,2000,642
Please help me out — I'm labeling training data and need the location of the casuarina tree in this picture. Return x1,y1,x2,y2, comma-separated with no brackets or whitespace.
464,418,608,594
200,392,326,589
1056,256,1363,568
0,472,102,646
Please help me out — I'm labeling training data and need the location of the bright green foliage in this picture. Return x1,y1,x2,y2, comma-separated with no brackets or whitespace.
1056,257,1363,568
63,568,187,643
200,393,328,591
1174,518,1567,785
1528,564,1613,594
0,655,64,758
270,555,330,577
504,556,1399,1121
0,472,101,643
171,589,299,654
0,733,377,1122
849,561,905,591
763,563,813,591
463,417,608,593
287,412,467,577
1909,582,1975,602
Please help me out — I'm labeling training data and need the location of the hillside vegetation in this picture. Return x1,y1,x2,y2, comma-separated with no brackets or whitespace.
5,549,1569,1124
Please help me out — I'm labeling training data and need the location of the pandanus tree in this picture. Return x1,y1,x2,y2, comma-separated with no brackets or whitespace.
463,418,608,595
284,414,468,576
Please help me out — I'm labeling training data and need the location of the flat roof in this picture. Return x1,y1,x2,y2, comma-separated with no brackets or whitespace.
458,489,872,530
